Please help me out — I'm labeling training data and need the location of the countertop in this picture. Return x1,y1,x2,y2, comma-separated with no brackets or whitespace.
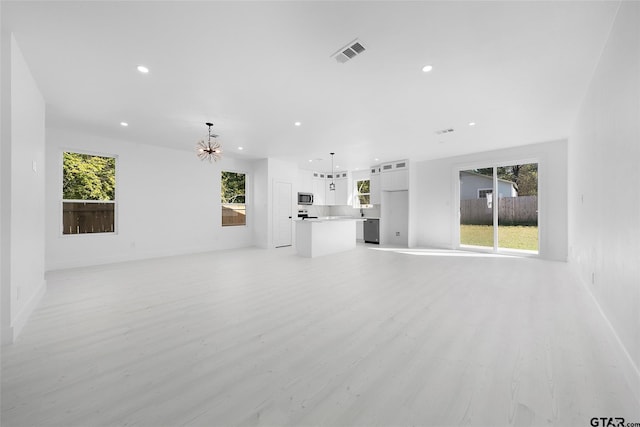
296,216,366,223
295,216,381,223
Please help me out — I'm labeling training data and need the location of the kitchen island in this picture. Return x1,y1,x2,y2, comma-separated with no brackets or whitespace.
295,217,363,258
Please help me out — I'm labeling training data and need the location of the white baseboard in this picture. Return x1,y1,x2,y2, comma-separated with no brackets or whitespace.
577,272,640,405
7,279,47,344
1,325,14,346
46,242,256,271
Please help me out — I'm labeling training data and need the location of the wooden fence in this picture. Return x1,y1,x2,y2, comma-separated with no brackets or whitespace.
63,202,115,234
222,204,246,226
460,195,537,226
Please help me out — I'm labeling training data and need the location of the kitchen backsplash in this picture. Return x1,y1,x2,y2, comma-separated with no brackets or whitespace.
329,205,381,218
304,205,331,217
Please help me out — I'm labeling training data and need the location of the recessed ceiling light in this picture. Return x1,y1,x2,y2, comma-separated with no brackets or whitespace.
238,146,244,150
308,159,313,162
137,65,149,74
468,122,476,126
422,65,433,73
374,158,379,161
294,121,301,127
120,122,128,127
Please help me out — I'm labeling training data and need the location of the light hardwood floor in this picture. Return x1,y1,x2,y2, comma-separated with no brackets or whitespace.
2,246,638,426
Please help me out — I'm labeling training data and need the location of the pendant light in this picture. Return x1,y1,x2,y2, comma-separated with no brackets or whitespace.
196,122,223,162
329,152,336,191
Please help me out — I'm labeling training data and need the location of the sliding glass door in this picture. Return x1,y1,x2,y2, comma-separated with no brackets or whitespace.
459,163,538,254
496,163,538,252
459,168,495,248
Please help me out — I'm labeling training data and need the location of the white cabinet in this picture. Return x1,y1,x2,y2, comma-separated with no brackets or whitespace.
309,171,352,206
370,166,381,205
312,172,326,205
297,169,313,193
334,172,350,206
325,174,336,206
317,171,351,206
356,220,364,241
380,160,409,191
382,170,409,191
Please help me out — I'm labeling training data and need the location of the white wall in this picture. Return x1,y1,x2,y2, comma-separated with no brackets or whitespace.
252,159,270,249
408,161,418,248
414,140,568,261
1,35,47,344
0,10,11,345
568,1,639,385
45,128,255,270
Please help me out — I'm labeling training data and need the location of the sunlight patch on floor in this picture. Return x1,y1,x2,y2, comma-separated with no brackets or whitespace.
368,247,517,258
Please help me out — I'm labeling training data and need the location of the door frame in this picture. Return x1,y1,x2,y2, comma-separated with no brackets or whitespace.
453,157,540,256
273,180,293,248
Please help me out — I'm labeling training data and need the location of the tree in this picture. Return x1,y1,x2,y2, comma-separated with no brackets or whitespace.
515,163,538,196
474,167,494,178
63,152,115,200
221,171,245,203
356,179,371,205
472,163,538,196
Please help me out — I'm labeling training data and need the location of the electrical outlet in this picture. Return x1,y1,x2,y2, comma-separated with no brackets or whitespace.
395,232,400,236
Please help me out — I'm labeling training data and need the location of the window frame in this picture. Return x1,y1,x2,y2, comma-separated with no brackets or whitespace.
221,170,247,227
60,149,118,237
456,158,540,257
354,178,372,209
477,188,493,199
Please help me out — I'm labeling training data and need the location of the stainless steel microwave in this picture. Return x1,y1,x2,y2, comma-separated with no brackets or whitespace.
297,192,314,205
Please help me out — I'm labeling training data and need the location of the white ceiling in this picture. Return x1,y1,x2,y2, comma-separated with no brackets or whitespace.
3,1,619,171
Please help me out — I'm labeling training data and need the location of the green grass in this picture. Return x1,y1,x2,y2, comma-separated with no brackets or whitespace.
460,225,538,251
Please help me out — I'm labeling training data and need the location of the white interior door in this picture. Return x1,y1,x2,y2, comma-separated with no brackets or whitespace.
274,181,292,248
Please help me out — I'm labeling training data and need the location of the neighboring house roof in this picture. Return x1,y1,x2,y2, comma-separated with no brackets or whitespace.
460,170,518,190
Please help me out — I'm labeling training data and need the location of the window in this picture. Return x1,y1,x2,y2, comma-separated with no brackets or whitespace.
62,152,116,235
478,188,492,199
355,179,371,208
221,171,246,226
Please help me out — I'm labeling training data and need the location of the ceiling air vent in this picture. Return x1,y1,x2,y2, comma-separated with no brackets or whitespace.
436,128,455,135
332,39,366,63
